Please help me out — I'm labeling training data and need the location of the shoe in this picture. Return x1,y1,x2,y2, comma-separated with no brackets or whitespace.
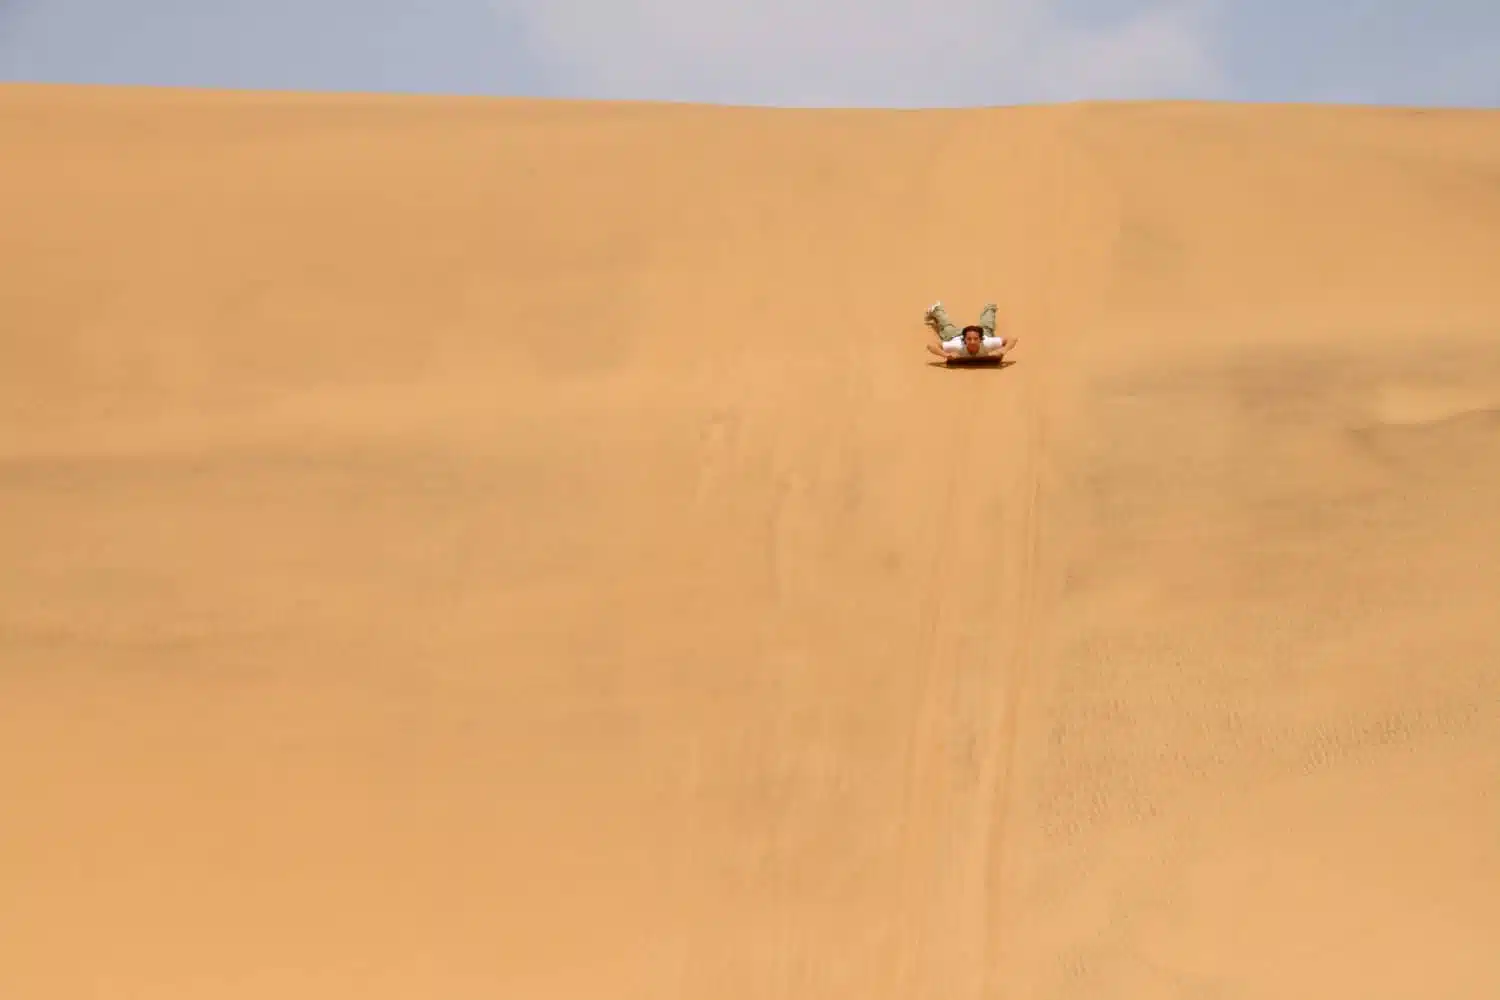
924,299,942,319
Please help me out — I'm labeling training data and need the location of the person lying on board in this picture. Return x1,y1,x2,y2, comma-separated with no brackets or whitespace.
923,300,1019,362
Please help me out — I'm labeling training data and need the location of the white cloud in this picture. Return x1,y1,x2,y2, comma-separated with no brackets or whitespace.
496,0,1223,107
1040,3,1220,102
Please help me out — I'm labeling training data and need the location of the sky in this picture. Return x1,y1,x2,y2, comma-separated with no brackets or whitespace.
0,0,1496,109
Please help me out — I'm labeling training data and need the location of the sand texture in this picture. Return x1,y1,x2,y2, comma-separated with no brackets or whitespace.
3,84,1499,998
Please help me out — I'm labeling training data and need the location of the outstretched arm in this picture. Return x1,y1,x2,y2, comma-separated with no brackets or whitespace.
925,327,953,360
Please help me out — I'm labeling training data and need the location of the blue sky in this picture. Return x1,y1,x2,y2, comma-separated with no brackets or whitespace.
1,0,1496,108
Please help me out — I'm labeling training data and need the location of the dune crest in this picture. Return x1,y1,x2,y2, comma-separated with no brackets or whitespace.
3,84,1499,999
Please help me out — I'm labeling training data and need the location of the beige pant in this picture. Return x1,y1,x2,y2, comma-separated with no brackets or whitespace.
927,302,997,339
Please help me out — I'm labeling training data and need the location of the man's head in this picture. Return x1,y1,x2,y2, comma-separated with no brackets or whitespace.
961,325,985,354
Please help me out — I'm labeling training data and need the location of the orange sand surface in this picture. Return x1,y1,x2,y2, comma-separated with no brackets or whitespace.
3,83,1499,998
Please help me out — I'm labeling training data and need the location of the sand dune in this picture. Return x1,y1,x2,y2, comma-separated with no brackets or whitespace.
3,83,1498,998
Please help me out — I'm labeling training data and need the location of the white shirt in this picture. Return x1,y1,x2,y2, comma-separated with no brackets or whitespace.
942,335,1006,357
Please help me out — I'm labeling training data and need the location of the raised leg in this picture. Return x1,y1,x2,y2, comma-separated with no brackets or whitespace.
977,302,998,336
925,300,961,340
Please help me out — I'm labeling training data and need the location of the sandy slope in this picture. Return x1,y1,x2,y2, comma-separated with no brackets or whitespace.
2,84,1498,998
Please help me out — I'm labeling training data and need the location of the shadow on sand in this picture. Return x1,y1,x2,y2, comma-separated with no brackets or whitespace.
928,357,1016,371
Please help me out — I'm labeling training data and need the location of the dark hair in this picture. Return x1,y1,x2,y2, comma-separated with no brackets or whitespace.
962,325,985,336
